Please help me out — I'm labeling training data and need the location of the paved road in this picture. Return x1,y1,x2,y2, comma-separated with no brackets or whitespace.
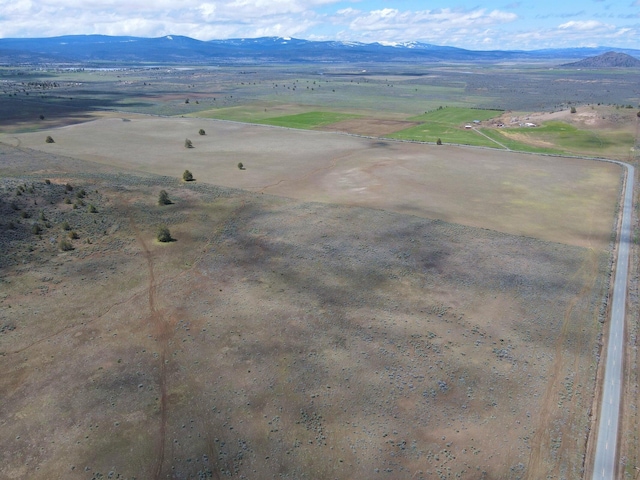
592,161,635,480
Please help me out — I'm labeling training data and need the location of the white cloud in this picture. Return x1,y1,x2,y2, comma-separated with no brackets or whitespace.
0,0,335,38
0,0,638,50
558,20,612,31
507,20,637,49
342,8,517,46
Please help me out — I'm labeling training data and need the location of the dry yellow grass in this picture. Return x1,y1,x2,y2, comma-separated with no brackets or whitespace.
6,114,621,250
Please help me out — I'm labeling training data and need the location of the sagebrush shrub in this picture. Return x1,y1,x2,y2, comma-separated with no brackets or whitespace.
59,238,74,251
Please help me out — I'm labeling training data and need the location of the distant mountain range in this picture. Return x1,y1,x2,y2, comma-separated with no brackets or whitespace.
1,35,640,65
561,51,640,68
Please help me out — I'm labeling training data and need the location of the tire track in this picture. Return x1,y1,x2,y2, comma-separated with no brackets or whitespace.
129,216,168,480
526,247,599,479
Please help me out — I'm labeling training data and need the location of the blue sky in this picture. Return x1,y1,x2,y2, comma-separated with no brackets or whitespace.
0,0,639,50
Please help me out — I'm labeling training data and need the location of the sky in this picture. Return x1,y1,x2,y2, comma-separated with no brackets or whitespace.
0,0,639,51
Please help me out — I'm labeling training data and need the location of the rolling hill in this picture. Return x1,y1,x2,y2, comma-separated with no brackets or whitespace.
561,51,640,68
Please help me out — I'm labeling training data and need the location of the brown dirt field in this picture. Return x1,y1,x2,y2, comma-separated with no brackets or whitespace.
0,64,633,479
4,114,622,251
317,118,420,136
0,143,612,479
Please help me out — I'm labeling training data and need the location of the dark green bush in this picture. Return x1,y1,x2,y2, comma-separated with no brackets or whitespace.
157,225,173,243
158,190,171,205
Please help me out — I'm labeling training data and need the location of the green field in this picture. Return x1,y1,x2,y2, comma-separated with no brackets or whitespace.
256,111,360,129
190,104,361,127
188,104,312,122
387,122,500,147
387,107,504,146
389,107,502,148
408,106,502,123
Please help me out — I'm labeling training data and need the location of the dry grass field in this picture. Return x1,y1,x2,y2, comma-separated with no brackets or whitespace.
0,111,625,480
6,114,621,250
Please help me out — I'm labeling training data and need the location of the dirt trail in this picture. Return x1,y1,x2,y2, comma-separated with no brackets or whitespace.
526,247,600,478
0,137,22,147
128,215,168,480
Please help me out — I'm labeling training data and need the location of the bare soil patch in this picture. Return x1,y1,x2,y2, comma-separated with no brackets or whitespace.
0,146,611,478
